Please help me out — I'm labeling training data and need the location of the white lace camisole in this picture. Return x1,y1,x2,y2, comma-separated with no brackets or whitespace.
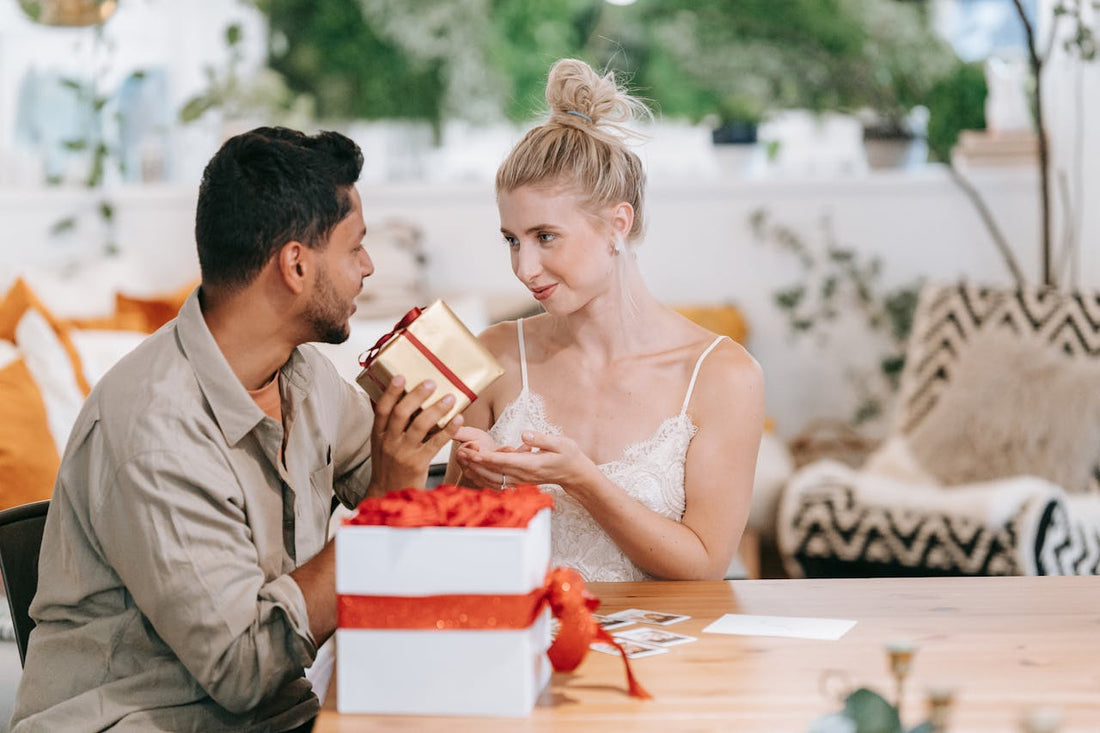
489,321,726,581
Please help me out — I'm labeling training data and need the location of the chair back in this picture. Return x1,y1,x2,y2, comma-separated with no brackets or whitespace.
0,500,49,666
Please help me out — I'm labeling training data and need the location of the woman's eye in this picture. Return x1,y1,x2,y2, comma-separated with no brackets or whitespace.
503,236,519,248
537,232,556,243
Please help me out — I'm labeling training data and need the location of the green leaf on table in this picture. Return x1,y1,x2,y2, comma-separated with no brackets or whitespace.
842,688,902,733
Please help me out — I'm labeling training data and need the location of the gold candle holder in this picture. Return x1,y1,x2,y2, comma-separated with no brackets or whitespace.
884,639,916,721
925,685,955,732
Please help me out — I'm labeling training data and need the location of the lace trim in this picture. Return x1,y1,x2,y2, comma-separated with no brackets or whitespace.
490,388,695,582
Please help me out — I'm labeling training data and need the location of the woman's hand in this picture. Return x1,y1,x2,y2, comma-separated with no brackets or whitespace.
452,427,510,489
460,430,598,492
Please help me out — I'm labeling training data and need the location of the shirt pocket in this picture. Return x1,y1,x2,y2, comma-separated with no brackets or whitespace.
309,445,335,504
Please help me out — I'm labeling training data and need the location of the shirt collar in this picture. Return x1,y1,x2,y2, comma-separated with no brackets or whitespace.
176,288,314,446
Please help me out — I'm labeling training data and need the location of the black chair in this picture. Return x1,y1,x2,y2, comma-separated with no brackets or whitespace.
427,462,448,489
0,500,49,666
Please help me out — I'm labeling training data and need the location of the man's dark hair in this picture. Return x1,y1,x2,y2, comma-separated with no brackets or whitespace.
195,127,364,291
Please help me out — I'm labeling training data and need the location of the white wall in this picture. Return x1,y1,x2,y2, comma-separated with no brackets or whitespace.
1041,0,1100,291
2,0,1092,439
0,165,1057,438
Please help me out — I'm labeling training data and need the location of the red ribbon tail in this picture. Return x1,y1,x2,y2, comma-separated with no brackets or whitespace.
595,627,653,700
544,567,652,701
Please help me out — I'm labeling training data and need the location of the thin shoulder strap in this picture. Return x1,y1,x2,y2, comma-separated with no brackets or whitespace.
517,319,529,390
680,336,727,414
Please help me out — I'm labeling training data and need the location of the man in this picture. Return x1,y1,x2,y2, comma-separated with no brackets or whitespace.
10,128,460,731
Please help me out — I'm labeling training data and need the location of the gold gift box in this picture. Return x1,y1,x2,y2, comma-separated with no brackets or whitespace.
356,300,504,427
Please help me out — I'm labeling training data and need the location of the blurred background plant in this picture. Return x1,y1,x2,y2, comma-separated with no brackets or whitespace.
255,0,448,131
249,0,967,133
178,20,313,130
22,19,143,255
750,207,921,428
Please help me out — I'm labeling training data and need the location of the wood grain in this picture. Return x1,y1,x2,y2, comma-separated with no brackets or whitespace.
316,576,1100,732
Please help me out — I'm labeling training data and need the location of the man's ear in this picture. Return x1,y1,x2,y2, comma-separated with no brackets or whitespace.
278,241,310,294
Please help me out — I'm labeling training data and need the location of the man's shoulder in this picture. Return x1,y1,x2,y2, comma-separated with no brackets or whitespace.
81,324,211,450
92,324,194,409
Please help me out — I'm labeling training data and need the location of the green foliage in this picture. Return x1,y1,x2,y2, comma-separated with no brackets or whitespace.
49,30,145,255
487,0,603,121
246,0,959,127
180,20,313,127
924,62,987,162
257,0,445,123
633,0,956,124
810,687,932,733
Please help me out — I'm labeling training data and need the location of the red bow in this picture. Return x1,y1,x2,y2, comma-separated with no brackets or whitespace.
358,306,422,369
356,306,477,402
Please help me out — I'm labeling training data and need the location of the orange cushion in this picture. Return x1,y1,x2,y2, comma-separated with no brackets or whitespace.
115,282,195,332
675,304,749,345
68,282,196,333
0,357,60,510
0,278,91,395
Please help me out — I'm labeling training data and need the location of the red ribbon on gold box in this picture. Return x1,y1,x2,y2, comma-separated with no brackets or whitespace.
356,301,503,427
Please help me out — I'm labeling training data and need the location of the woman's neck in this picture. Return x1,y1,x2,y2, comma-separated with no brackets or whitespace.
552,268,669,362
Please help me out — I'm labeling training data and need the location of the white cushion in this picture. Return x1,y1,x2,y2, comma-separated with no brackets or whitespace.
15,308,85,452
70,329,146,386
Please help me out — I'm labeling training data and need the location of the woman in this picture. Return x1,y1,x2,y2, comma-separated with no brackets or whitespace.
445,58,764,582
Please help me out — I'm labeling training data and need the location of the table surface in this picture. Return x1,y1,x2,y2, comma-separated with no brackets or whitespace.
316,576,1100,732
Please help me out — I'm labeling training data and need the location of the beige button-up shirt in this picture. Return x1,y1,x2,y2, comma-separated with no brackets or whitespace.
11,290,373,732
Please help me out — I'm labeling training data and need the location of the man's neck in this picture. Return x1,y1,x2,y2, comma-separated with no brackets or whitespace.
200,286,298,391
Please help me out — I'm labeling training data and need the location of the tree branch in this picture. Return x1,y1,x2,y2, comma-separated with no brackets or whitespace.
946,163,1026,287
1011,0,1055,287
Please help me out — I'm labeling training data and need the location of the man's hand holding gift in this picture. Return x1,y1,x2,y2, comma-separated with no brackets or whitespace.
368,375,464,496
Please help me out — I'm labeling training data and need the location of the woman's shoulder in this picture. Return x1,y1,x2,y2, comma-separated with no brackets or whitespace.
477,319,517,355
478,313,551,360
689,333,764,409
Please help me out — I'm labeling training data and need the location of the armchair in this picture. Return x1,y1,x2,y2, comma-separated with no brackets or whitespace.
778,282,1100,577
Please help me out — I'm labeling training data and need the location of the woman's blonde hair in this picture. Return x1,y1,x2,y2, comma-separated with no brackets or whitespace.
496,58,650,242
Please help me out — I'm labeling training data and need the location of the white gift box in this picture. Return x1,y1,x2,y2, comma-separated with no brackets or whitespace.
335,508,552,717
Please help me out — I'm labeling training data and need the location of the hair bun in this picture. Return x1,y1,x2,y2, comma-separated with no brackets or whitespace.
545,58,647,139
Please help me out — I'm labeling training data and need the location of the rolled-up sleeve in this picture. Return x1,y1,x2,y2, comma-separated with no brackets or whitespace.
92,448,316,715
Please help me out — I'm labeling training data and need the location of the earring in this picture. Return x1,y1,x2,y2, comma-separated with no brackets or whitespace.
611,237,625,255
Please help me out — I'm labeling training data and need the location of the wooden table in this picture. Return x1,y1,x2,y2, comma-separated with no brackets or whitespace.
316,576,1100,732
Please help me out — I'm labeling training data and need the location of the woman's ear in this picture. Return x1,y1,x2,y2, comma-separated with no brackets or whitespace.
278,240,310,294
609,201,635,241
